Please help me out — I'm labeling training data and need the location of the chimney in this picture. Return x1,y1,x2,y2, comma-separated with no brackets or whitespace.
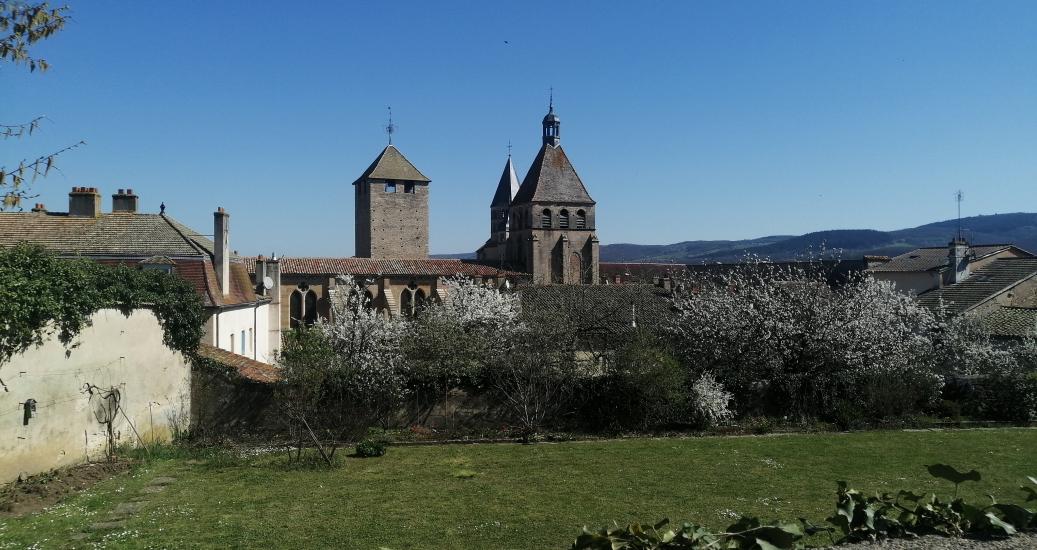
946,238,970,285
30,203,46,213
254,254,282,362
112,188,139,213
214,207,230,295
68,187,101,217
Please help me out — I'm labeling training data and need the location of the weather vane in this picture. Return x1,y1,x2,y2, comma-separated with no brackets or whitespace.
385,106,396,145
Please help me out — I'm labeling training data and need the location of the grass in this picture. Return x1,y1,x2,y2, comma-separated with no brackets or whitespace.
1,428,1035,549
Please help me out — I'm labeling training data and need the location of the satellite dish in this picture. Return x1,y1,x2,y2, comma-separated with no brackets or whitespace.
263,276,274,290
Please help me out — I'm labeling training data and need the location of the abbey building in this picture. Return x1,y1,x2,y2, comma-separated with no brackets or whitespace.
477,102,600,284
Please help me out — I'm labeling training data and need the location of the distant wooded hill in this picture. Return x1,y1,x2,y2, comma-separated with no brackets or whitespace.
599,213,1037,263
434,213,1037,264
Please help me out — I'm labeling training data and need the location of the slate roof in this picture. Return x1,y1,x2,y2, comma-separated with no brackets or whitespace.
517,284,673,337
512,144,594,205
244,257,526,278
869,244,1019,273
600,262,689,284
917,258,1037,315
197,343,281,383
982,307,1037,339
0,210,261,309
0,211,216,257
491,156,520,207
352,145,430,185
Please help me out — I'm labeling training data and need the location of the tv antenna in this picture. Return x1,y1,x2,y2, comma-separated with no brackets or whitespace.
385,106,396,145
955,190,965,241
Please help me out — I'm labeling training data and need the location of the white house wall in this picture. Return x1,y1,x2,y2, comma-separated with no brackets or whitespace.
0,309,191,484
209,304,271,363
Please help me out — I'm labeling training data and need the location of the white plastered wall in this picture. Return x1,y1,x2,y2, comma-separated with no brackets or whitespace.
208,303,271,363
0,309,191,484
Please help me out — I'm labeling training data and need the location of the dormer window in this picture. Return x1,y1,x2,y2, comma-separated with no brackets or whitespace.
385,182,397,193
139,256,176,274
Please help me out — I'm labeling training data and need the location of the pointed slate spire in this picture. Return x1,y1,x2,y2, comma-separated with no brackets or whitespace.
491,154,520,207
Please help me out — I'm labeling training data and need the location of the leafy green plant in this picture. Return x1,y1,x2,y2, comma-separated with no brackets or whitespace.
0,244,204,367
354,428,390,458
571,517,804,550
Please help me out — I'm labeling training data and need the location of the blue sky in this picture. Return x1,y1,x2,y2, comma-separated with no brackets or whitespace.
5,1,1037,256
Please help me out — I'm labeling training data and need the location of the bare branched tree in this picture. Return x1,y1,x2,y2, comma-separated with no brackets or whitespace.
1,2,83,210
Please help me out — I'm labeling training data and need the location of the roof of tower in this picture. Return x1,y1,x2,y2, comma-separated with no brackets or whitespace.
352,144,430,185
512,144,594,205
491,156,521,207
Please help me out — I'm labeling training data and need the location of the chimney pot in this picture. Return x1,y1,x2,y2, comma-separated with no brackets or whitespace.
111,187,139,213
69,186,101,217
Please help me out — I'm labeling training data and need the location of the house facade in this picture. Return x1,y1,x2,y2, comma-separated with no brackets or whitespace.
0,187,278,363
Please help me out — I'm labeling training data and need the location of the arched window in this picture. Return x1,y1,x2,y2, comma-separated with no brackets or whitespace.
559,209,570,229
304,290,318,325
541,208,552,228
289,290,303,329
414,288,426,311
576,209,586,229
400,288,413,317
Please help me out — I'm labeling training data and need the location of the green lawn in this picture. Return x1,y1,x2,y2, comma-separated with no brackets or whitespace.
2,429,1035,549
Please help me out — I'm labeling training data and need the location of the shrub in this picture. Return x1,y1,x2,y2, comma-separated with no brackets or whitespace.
354,428,390,458
577,334,687,431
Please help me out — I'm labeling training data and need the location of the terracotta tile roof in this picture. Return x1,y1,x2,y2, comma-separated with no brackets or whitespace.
352,145,430,185
244,257,526,278
982,307,1037,339
197,343,280,383
917,258,1037,315
869,244,1023,273
95,258,262,308
512,144,594,205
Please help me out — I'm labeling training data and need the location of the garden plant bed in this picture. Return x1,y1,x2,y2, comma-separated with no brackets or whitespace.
0,428,1034,549
0,461,132,518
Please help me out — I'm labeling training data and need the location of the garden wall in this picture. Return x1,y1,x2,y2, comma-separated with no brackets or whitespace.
0,309,191,483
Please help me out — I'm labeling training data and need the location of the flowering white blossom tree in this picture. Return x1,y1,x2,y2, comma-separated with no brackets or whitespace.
276,276,407,464
668,260,944,421
690,372,734,427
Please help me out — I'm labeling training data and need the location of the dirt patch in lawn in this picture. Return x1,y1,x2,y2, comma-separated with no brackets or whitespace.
0,461,133,518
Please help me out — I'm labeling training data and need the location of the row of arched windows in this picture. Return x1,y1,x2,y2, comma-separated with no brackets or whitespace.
510,208,589,230
541,208,586,229
290,282,435,327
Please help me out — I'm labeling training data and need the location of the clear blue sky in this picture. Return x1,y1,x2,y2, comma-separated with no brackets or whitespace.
6,1,1037,256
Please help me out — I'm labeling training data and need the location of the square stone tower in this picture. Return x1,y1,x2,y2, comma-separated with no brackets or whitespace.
353,145,431,258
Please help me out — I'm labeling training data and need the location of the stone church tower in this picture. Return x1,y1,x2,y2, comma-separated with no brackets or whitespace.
353,144,431,258
504,102,599,284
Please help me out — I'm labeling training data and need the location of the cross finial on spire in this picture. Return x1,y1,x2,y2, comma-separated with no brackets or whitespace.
549,87,554,112
385,106,396,145
507,140,512,158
